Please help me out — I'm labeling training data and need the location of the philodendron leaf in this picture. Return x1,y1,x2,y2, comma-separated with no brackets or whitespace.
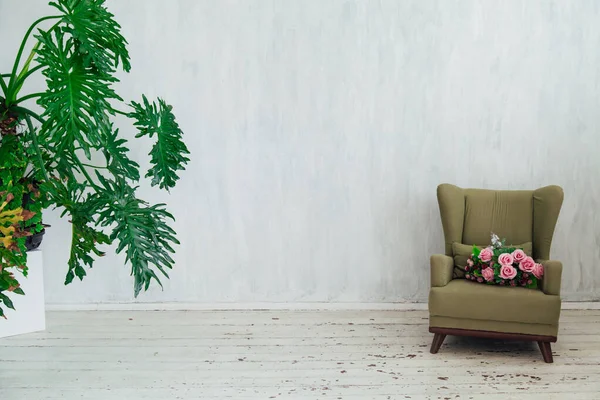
43,179,110,285
50,0,131,73
94,177,178,297
36,27,122,161
128,96,190,191
65,213,111,285
100,125,140,182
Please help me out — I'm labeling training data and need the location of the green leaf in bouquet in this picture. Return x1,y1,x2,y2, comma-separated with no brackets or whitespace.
472,246,481,258
524,275,539,289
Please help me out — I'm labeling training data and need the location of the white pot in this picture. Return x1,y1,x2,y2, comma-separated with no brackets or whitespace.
0,250,46,338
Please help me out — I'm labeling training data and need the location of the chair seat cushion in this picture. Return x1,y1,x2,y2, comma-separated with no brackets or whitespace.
429,279,560,325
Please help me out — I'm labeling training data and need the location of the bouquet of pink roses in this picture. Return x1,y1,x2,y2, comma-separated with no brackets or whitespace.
465,233,544,288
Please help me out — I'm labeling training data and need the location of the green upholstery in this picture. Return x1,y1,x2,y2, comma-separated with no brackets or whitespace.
437,184,465,256
430,254,454,287
430,184,564,339
533,186,565,260
451,242,532,278
539,260,563,296
463,189,533,247
429,316,558,337
430,280,561,325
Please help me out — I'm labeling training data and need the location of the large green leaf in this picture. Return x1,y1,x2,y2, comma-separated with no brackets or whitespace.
94,176,179,296
100,124,140,182
128,96,190,190
36,28,121,159
65,216,110,284
44,179,110,284
50,0,131,73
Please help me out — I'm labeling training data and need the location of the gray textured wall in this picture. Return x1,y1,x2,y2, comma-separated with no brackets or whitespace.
1,0,599,304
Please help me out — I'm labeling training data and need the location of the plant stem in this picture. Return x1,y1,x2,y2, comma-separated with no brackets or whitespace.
15,92,44,104
24,114,49,182
0,76,7,95
113,109,130,117
16,42,40,81
12,106,44,124
80,163,108,170
8,15,61,92
12,65,44,98
74,158,102,191
11,42,42,98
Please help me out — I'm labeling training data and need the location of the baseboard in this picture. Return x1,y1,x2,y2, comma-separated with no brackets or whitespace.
46,302,429,311
561,301,600,310
46,301,600,311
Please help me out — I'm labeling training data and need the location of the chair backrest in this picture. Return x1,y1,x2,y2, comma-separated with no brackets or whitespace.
437,184,564,261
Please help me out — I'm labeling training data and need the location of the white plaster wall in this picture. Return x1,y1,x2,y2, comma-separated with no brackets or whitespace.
1,0,599,304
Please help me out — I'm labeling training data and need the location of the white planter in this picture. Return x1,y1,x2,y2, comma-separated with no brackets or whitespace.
0,250,45,338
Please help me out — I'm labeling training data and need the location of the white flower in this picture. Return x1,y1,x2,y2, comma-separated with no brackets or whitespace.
490,232,504,249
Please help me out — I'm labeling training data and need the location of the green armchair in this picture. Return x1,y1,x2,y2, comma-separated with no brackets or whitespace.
428,184,564,363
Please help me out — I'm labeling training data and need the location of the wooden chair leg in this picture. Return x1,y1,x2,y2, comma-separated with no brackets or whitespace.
430,333,447,354
537,341,554,363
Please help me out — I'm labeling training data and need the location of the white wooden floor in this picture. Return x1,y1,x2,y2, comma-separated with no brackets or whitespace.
1,310,599,400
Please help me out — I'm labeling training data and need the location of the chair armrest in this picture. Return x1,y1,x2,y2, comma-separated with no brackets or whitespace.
431,254,454,287
537,260,563,296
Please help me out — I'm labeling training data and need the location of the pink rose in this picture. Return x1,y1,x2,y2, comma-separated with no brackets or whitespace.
532,263,544,279
479,247,494,262
477,277,483,283
498,253,514,266
519,257,535,273
465,274,471,279
467,259,474,267
499,264,517,280
482,267,495,282
512,249,527,263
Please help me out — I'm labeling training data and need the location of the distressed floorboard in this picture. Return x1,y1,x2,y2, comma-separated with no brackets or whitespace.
1,310,599,399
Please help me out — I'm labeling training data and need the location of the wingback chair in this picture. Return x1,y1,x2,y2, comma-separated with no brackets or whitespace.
428,184,564,363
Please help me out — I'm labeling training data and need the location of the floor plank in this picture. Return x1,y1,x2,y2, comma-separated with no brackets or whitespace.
1,310,599,399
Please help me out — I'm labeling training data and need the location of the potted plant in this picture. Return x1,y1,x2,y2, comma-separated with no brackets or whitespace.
0,0,190,318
